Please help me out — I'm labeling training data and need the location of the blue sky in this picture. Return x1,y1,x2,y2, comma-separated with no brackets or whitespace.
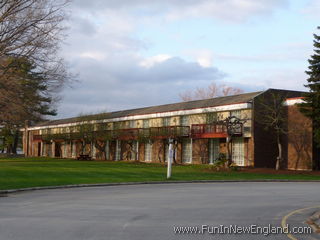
57,0,320,118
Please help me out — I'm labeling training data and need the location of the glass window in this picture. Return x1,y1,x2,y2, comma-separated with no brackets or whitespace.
206,112,217,124
232,138,244,166
180,115,189,126
230,110,241,119
129,120,136,128
208,139,220,164
163,117,171,126
143,119,150,128
182,139,192,163
144,142,152,162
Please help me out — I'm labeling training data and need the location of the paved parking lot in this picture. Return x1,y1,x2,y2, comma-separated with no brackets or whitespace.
0,182,319,240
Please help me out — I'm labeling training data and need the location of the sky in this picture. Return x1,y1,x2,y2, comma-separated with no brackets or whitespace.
57,0,320,119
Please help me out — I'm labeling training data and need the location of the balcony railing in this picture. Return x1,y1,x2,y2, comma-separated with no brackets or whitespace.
191,123,243,138
149,126,190,139
36,126,190,142
191,124,228,138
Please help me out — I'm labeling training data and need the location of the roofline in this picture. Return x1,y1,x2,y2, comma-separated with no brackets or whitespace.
26,101,253,131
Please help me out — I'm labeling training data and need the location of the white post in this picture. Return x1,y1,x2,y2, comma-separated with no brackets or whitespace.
167,138,174,179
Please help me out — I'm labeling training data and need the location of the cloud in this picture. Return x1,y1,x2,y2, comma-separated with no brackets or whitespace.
58,55,227,118
72,0,288,22
56,0,290,119
302,0,320,19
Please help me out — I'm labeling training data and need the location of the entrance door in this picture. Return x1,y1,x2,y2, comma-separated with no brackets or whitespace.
232,138,244,166
144,142,152,162
55,142,61,157
182,139,192,163
208,139,219,164
37,142,41,156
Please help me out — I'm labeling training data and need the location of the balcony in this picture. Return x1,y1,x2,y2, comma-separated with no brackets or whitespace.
149,126,190,139
35,126,191,142
191,123,243,139
191,124,228,138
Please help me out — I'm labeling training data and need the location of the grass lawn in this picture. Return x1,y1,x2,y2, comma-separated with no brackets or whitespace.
0,157,320,190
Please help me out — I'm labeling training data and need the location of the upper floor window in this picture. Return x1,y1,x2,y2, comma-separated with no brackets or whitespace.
206,112,217,124
143,119,149,128
180,115,189,126
129,120,136,128
163,117,171,127
230,110,241,119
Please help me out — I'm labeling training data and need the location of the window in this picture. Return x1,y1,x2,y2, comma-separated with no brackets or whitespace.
129,120,136,128
114,122,121,130
115,140,121,161
206,112,217,124
143,119,150,128
91,142,96,159
144,142,152,162
71,141,76,158
180,115,189,126
163,117,171,126
105,140,110,160
208,139,220,164
232,138,244,166
164,143,169,163
182,139,192,163
230,110,241,118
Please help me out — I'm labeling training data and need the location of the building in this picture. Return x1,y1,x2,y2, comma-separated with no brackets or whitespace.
22,88,319,170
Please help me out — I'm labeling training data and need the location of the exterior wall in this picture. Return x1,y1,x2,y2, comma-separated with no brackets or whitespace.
192,139,208,164
286,105,313,170
252,89,303,168
23,90,313,170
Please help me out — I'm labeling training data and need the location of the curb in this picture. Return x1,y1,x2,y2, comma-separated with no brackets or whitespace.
306,211,320,233
1,179,320,195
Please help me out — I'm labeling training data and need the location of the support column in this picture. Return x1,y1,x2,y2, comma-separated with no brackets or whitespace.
51,141,55,158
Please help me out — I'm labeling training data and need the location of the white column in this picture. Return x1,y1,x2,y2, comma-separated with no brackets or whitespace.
190,138,193,163
167,139,173,179
136,141,139,161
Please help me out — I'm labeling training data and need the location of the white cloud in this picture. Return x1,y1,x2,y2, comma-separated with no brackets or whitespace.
302,0,320,18
139,54,172,68
72,0,288,22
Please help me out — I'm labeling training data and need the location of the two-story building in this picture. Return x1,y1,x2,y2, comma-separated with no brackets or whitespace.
22,88,319,170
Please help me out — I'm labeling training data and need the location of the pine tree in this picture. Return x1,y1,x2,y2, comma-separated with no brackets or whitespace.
300,26,320,147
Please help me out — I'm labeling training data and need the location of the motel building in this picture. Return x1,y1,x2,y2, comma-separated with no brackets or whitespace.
22,89,320,170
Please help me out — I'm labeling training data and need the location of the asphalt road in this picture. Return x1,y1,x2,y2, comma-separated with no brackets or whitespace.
0,182,319,240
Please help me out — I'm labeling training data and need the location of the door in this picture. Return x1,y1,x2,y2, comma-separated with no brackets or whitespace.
144,142,152,162
209,139,219,164
232,138,244,166
182,139,192,163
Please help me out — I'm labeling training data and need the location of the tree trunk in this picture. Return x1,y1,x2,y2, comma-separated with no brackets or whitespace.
12,130,20,154
276,132,282,170
226,136,232,166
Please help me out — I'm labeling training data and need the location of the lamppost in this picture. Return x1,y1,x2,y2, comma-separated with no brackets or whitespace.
167,138,174,179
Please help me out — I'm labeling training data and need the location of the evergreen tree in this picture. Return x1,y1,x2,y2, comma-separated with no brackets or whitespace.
300,27,320,148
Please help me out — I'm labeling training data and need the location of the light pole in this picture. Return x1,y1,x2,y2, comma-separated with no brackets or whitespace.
167,138,174,179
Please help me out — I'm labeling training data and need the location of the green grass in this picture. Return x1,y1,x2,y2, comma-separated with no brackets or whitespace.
0,157,320,190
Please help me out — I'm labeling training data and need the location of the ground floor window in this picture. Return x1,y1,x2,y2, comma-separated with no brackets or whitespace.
71,141,76,158
232,137,244,166
62,142,67,158
182,139,192,163
105,140,110,160
131,141,138,161
91,142,96,159
209,139,220,164
116,140,121,161
144,142,152,162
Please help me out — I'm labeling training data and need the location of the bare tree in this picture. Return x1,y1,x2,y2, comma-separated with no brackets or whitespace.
0,0,71,153
179,82,243,101
255,92,287,170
